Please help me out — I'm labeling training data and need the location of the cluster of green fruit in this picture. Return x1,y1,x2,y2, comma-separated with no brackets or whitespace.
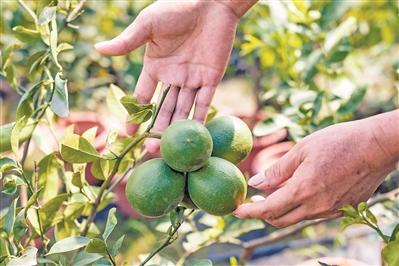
125,116,253,217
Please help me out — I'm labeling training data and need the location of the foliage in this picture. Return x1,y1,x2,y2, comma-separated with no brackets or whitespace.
341,202,399,266
1,0,398,265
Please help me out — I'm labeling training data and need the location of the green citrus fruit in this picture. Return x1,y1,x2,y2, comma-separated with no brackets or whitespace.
160,119,213,172
206,116,253,164
125,158,185,217
0,120,37,153
188,157,247,216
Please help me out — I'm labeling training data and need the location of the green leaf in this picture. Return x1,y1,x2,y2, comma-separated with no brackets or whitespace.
185,259,213,266
11,116,28,158
337,86,366,116
102,208,117,241
382,239,399,266
13,210,27,241
340,216,365,230
120,95,154,114
82,127,98,144
85,238,107,254
55,219,80,241
324,17,357,53
73,251,103,266
91,159,115,180
64,202,85,221
39,193,68,230
47,236,90,255
57,43,74,53
51,72,69,117
72,171,84,189
253,115,292,137
12,26,41,43
38,6,56,25
2,175,24,195
127,108,153,124
340,204,359,218
6,246,37,266
109,235,125,257
390,224,399,242
3,197,18,235
205,106,218,123
27,51,49,79
106,84,127,120
60,133,103,163
357,202,368,214
38,153,63,202
16,81,46,119
49,16,62,70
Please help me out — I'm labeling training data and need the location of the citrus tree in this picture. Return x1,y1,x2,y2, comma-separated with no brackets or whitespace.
1,1,398,266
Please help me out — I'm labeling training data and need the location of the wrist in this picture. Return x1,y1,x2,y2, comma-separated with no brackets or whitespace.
213,0,258,18
367,109,399,163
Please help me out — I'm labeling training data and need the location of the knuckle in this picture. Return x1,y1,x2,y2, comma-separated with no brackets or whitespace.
265,163,282,179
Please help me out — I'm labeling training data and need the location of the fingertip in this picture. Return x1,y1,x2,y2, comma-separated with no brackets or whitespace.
145,138,160,154
248,172,266,187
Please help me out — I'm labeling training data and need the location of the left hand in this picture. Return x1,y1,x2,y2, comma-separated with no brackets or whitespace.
234,114,399,228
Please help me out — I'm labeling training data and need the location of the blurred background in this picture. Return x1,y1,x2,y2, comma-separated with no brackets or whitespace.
1,0,398,265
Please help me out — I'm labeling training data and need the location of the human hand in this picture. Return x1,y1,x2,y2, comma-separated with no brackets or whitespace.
234,111,399,227
95,1,241,152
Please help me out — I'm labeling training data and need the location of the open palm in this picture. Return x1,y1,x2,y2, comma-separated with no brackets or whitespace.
95,1,239,152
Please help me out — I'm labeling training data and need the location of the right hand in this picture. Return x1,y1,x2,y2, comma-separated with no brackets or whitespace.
95,1,240,152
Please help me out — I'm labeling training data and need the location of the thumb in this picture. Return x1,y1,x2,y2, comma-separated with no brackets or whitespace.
248,145,302,190
95,14,150,56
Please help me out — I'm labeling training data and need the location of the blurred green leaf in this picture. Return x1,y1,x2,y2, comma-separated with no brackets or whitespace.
16,81,46,119
73,251,103,266
38,153,63,202
337,86,366,116
390,224,399,242
365,208,378,225
6,246,37,266
340,204,359,218
51,72,69,117
324,17,357,53
61,133,103,163
85,238,107,254
39,193,68,230
106,84,128,120
2,175,24,195
47,236,90,255
11,116,28,158
253,115,292,137
13,210,27,241
12,26,41,43
3,197,18,235
127,108,153,124
38,6,56,25
382,239,399,266
109,235,125,257
57,43,74,53
91,158,116,180
102,208,117,241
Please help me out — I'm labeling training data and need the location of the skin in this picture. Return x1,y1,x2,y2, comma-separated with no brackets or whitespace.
96,1,399,227
95,0,253,153
234,110,399,227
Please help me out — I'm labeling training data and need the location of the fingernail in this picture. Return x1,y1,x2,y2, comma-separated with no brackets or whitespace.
234,213,242,218
248,173,265,187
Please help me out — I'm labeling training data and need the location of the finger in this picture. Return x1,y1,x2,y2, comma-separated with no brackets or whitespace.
268,205,308,228
248,144,302,190
250,195,266,202
235,179,301,220
145,85,179,153
193,86,216,123
95,13,150,56
134,70,157,104
171,87,197,122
